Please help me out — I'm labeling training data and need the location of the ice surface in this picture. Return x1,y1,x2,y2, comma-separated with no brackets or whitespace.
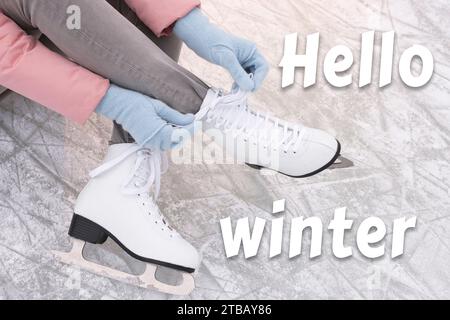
0,0,449,299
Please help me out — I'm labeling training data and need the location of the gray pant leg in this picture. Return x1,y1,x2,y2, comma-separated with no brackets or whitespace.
0,0,208,114
1,0,209,145
105,0,186,145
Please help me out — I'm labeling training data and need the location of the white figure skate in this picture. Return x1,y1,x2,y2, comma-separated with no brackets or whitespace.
53,143,199,295
195,88,353,177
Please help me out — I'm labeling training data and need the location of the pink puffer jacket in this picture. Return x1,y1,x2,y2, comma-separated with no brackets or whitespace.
0,0,200,124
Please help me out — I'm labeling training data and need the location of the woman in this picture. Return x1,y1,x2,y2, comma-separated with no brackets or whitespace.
0,0,340,291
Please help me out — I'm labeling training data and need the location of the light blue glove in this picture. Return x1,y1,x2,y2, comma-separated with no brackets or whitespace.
96,85,194,151
174,8,269,92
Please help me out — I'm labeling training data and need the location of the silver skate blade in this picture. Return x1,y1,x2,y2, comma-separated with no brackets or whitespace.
329,156,354,170
52,239,195,296
140,264,195,296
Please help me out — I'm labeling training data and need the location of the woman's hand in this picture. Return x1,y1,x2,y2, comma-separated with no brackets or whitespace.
174,8,269,92
96,85,194,151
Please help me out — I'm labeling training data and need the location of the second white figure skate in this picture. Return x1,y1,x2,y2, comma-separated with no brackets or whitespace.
195,88,353,177
53,143,199,295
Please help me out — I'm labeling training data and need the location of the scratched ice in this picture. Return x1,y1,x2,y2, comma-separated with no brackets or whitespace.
0,0,449,299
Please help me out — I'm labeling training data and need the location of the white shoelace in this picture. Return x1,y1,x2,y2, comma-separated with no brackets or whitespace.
196,88,307,153
89,144,168,198
89,145,176,234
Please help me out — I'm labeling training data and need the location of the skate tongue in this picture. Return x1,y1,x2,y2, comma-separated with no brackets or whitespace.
195,88,223,121
122,149,168,198
90,145,167,199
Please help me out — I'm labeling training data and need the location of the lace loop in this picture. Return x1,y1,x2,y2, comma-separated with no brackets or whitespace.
89,144,167,199
196,88,305,152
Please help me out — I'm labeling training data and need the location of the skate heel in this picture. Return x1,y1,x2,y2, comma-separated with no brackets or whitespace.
69,214,108,244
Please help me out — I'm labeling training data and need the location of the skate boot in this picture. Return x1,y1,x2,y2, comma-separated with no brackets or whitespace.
195,88,353,177
53,143,199,295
